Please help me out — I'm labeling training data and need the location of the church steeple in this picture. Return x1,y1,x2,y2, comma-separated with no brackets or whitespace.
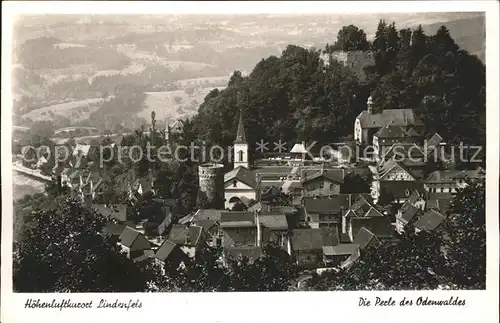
233,109,248,169
234,109,246,144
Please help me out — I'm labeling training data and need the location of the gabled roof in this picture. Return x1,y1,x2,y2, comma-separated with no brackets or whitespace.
193,209,225,222
118,226,151,250
350,195,372,217
398,201,420,224
323,244,360,256
259,214,288,230
301,169,345,184
353,227,381,249
155,240,178,262
374,125,412,139
407,190,422,204
364,207,384,218
291,227,339,251
290,143,308,154
220,211,254,222
356,109,423,129
167,225,204,247
378,160,416,181
224,166,257,189
195,219,219,231
92,204,128,222
303,195,352,214
414,210,446,231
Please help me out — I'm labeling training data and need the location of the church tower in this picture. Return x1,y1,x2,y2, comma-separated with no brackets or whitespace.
233,110,248,169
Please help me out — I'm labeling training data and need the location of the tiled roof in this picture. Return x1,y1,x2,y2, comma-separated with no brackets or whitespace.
426,197,453,214
357,109,423,128
301,169,345,184
224,166,257,189
254,166,293,176
378,160,417,180
426,169,484,183
414,210,446,231
353,227,381,249
195,219,218,231
398,201,420,224
220,221,255,228
248,202,262,212
118,226,151,250
155,240,178,261
350,195,372,217
167,225,204,247
291,227,339,251
303,195,352,214
220,211,254,222
379,181,425,199
364,207,384,218
259,214,288,230
374,125,412,139
102,223,126,236
323,244,360,256
194,209,225,222
425,133,443,154
290,143,308,154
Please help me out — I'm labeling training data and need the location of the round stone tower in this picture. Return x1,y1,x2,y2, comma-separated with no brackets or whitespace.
198,163,225,209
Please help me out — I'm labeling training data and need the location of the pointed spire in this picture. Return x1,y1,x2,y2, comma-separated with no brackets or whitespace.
234,109,246,144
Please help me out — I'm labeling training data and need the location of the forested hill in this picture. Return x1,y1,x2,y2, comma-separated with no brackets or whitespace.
191,21,485,150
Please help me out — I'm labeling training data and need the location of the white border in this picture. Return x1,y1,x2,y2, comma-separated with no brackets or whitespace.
1,2,499,323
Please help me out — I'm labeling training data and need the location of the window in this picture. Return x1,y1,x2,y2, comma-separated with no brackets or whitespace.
233,180,237,187
405,189,410,197
235,228,240,234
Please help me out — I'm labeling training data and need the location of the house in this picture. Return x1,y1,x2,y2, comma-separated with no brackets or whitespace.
102,223,126,237
194,219,222,247
424,169,484,194
373,125,423,159
323,244,360,267
220,211,259,248
290,227,339,268
92,203,128,222
289,143,311,165
301,168,344,197
353,227,381,250
117,226,152,259
224,167,260,210
414,210,446,233
167,224,206,258
21,146,38,168
371,159,425,204
395,201,420,234
349,211,393,242
425,196,454,215
303,195,353,230
354,96,424,146
154,240,189,275
259,212,290,251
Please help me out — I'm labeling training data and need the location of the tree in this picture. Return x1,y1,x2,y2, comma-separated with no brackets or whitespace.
231,201,247,211
330,25,370,52
443,181,485,288
340,172,371,194
13,197,153,292
310,230,451,291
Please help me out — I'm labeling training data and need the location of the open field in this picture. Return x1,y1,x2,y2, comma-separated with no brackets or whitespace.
138,87,224,122
22,98,106,123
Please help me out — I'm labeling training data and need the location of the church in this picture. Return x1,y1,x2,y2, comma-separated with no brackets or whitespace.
224,111,260,210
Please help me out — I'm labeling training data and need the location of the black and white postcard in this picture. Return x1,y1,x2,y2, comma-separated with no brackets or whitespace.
1,1,499,323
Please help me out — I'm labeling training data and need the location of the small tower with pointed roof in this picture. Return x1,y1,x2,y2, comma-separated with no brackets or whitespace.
233,109,248,169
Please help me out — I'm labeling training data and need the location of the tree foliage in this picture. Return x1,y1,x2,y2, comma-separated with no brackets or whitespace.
13,197,153,292
328,25,370,52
